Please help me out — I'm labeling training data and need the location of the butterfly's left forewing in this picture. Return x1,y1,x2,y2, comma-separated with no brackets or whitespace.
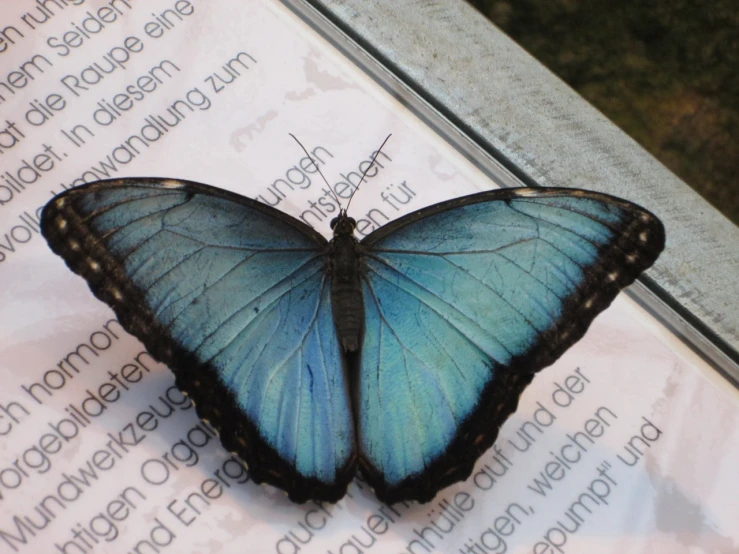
42,178,355,502
357,188,664,503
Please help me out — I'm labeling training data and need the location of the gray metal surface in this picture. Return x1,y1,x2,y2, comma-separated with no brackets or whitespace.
293,0,739,377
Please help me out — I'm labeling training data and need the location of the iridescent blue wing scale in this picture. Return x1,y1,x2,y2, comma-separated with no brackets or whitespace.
41,178,355,502
357,188,664,503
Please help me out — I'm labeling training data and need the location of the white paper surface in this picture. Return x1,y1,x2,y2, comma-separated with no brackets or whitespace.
0,1,737,553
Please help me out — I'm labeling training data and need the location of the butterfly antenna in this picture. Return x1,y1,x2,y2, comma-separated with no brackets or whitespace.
289,133,343,211
345,134,392,215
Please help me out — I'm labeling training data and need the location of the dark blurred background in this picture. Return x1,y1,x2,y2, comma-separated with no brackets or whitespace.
468,0,739,225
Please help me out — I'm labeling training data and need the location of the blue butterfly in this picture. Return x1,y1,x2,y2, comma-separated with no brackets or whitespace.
41,177,664,504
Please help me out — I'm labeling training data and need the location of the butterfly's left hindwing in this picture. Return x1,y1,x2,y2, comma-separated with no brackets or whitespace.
41,178,356,502
357,188,664,503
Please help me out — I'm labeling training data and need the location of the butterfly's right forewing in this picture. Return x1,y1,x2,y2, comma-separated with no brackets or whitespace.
41,178,356,502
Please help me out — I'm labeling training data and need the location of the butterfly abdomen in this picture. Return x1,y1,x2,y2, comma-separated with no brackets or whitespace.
330,233,364,354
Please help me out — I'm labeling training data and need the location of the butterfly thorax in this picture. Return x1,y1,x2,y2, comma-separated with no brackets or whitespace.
329,212,364,354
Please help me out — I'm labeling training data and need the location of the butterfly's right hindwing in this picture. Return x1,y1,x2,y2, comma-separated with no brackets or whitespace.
41,178,356,502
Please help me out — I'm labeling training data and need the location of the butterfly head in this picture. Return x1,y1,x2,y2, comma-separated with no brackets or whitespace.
330,211,357,237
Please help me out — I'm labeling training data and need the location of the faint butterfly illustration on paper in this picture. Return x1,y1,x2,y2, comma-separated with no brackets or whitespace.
40,142,664,504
